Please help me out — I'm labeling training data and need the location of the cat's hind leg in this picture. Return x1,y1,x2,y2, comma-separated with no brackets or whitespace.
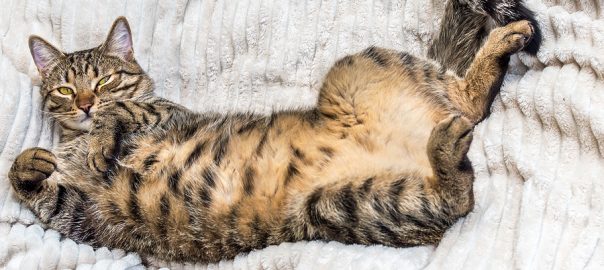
283,115,476,247
425,114,475,218
448,20,534,123
284,170,459,247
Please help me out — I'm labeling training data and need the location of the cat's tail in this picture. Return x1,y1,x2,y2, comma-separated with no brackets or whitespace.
468,0,542,55
429,0,542,75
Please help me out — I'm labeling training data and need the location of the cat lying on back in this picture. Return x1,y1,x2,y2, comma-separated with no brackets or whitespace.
9,0,540,264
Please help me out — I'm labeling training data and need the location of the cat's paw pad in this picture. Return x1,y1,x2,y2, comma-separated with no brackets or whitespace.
9,148,56,192
489,20,534,55
87,133,116,173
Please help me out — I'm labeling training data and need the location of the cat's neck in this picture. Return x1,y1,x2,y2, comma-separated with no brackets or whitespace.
59,125,87,143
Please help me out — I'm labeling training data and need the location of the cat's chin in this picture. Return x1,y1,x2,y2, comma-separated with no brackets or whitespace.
62,117,92,132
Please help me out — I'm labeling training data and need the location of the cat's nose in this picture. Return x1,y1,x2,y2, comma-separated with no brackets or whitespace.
76,92,95,115
78,103,92,114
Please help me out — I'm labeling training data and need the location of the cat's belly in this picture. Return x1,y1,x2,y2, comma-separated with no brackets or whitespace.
316,104,437,184
119,109,435,206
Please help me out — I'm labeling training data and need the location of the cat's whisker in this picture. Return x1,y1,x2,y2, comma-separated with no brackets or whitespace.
39,110,77,117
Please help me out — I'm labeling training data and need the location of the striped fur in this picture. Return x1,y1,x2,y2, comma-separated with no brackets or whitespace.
9,2,541,264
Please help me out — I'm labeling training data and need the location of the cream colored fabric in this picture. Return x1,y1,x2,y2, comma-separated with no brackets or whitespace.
0,0,602,269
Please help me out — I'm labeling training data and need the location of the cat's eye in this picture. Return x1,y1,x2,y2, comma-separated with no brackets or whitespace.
97,76,111,88
57,87,74,95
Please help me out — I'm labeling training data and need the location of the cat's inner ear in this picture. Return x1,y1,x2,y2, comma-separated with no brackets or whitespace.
102,17,134,61
29,36,64,76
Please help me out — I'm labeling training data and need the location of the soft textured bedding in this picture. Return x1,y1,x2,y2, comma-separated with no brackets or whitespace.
0,0,603,269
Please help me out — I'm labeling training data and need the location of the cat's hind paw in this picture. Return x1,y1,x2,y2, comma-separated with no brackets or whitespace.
428,115,474,172
486,20,534,56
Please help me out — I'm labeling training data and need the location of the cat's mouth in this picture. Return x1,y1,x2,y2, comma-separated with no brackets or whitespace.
78,111,94,127
61,110,95,131
73,115,93,131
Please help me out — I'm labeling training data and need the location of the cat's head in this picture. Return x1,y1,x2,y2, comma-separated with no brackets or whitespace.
29,17,153,131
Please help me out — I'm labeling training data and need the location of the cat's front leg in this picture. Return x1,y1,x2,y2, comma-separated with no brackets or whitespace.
86,102,126,173
87,99,187,172
9,148,56,196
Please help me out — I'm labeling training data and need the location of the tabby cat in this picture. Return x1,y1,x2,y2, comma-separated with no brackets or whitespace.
9,0,541,264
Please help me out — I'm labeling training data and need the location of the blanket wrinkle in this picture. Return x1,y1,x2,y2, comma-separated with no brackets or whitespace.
0,0,603,269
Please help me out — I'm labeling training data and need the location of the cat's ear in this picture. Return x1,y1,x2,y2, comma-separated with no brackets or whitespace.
29,36,64,76
102,17,134,61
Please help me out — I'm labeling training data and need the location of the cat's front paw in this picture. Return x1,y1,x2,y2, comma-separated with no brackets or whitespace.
9,148,56,193
86,122,118,173
487,20,534,56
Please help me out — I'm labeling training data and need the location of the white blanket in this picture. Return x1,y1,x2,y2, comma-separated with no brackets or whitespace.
0,0,603,269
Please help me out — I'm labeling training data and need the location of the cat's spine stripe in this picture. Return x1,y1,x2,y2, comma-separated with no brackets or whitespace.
362,46,388,67
179,124,199,143
212,134,229,165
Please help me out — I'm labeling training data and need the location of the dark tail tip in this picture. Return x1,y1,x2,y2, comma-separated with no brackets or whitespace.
517,5,542,55
484,1,543,55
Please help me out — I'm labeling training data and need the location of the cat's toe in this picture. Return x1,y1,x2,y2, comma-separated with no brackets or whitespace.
488,20,536,55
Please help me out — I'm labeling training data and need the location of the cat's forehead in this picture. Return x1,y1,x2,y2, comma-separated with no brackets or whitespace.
66,49,98,64
43,48,116,86
63,48,104,73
